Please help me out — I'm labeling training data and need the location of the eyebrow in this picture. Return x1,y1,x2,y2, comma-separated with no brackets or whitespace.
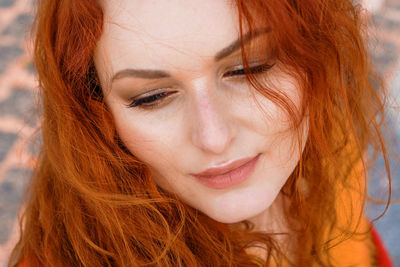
111,27,271,82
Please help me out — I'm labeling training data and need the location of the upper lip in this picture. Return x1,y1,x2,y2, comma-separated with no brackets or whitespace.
192,154,259,177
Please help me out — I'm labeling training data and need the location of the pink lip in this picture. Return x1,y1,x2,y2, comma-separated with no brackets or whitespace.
192,154,261,189
193,155,258,176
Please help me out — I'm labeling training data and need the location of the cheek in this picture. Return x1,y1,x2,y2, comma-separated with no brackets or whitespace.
114,116,182,191
251,73,304,134
109,103,180,172
252,73,307,176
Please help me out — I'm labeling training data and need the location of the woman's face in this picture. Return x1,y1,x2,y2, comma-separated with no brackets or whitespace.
94,0,308,224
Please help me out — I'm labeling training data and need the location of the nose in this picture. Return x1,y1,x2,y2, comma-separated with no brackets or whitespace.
189,88,236,154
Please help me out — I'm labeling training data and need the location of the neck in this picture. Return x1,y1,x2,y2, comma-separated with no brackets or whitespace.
243,193,295,263
248,193,289,232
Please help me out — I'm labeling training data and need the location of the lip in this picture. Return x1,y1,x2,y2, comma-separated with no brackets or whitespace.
192,154,261,189
193,155,259,176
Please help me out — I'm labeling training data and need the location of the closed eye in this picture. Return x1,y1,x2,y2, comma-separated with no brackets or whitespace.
126,63,275,110
126,91,177,109
223,62,275,77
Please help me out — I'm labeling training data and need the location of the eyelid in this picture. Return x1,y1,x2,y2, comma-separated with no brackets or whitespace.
130,87,170,100
126,87,178,109
129,86,179,103
222,61,275,77
128,91,176,109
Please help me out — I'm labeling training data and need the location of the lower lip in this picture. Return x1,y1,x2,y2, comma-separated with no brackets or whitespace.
193,154,261,190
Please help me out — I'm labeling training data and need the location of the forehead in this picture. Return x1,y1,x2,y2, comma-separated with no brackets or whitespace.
96,0,240,74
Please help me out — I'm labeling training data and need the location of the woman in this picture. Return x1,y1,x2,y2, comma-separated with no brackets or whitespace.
9,0,394,266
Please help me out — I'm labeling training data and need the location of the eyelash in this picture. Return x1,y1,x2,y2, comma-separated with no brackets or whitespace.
127,62,275,109
223,62,275,77
126,91,176,108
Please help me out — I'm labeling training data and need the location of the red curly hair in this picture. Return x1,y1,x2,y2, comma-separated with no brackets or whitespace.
9,0,391,266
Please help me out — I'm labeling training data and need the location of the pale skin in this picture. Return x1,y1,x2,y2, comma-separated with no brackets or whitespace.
94,0,308,256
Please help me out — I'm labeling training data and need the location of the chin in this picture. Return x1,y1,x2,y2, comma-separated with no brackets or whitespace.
202,193,279,225
209,213,250,224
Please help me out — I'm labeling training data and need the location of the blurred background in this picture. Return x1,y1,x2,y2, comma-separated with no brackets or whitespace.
0,0,399,266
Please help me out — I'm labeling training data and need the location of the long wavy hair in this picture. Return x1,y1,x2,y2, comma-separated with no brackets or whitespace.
9,0,392,266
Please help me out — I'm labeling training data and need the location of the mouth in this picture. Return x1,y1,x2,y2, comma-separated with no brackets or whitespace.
192,154,261,190
193,154,259,176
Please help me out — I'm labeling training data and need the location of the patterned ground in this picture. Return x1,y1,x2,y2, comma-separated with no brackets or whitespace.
0,0,399,266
